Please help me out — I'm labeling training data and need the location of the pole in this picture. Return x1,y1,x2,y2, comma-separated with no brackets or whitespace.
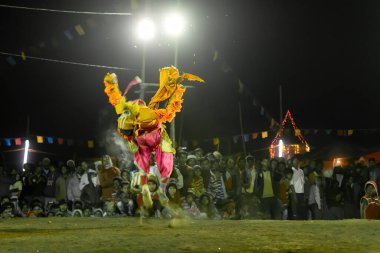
170,39,179,148
238,102,247,158
279,85,283,123
140,43,146,100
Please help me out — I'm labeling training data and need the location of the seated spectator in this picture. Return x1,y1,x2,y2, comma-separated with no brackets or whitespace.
360,180,379,219
1,202,15,218
198,193,220,219
189,165,205,198
136,174,166,218
27,201,45,217
182,190,206,219
83,206,92,217
115,181,134,216
55,199,72,217
72,209,83,217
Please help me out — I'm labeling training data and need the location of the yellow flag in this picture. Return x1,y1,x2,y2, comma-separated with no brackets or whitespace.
213,137,220,145
37,136,43,143
88,140,94,148
21,51,26,60
75,25,85,36
262,131,268,139
295,129,301,136
348,129,354,136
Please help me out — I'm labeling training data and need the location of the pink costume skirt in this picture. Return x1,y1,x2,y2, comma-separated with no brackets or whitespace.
134,128,173,179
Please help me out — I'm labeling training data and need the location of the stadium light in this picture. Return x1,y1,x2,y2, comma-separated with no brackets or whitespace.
163,13,186,37
137,18,155,41
23,140,29,169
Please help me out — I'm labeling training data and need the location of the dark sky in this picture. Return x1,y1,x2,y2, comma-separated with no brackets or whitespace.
1,0,380,154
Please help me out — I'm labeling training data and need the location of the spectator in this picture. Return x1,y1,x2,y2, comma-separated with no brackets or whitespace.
255,159,281,220
80,169,102,209
368,158,380,190
198,193,220,219
360,180,379,219
67,164,84,209
29,166,47,204
9,173,23,198
189,165,205,198
43,164,59,210
55,165,70,202
289,156,307,220
0,166,11,199
308,173,322,219
98,155,121,201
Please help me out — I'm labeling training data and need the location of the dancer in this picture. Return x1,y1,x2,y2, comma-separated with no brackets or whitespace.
103,66,204,208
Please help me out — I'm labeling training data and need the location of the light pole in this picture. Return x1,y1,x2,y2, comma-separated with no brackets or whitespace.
164,13,186,148
137,18,155,100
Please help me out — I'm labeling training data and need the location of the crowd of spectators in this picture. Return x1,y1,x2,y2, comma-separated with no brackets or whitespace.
0,147,379,220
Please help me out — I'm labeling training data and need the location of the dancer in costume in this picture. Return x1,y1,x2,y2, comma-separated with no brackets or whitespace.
103,66,204,209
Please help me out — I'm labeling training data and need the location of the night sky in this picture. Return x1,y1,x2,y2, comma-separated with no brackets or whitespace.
2,0,380,160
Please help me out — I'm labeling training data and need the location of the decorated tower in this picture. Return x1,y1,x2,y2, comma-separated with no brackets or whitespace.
269,110,310,159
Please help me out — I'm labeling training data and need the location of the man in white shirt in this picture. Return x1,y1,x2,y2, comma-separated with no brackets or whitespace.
290,156,307,220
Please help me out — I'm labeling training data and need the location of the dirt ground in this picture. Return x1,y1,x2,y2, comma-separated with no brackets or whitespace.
0,218,379,253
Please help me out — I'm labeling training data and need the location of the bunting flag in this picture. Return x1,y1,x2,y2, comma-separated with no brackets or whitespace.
47,137,54,144
243,134,250,143
74,25,85,36
233,135,239,143
37,136,44,143
295,129,301,136
348,129,354,136
5,138,11,146
21,51,26,60
58,138,64,145
262,131,268,139
213,137,220,145
251,133,258,140
314,129,319,134
337,130,345,136
325,129,332,135
88,140,94,148
15,138,22,146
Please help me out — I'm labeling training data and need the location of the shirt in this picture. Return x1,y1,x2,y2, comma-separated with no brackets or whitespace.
262,170,274,198
290,167,305,193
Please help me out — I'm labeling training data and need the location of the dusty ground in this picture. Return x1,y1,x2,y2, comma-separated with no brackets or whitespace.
0,218,379,253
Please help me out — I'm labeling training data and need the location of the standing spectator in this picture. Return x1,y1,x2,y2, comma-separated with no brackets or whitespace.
360,180,379,219
67,165,84,209
29,166,47,204
308,173,321,219
200,157,212,191
98,155,121,201
43,164,59,209
255,159,281,220
55,165,70,202
9,173,23,198
290,156,306,220
326,179,344,220
80,169,102,209
176,149,192,195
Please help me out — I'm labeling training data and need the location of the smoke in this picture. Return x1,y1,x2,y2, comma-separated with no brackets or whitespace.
97,107,134,169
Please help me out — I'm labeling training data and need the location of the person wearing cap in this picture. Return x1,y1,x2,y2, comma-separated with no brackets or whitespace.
80,167,99,191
